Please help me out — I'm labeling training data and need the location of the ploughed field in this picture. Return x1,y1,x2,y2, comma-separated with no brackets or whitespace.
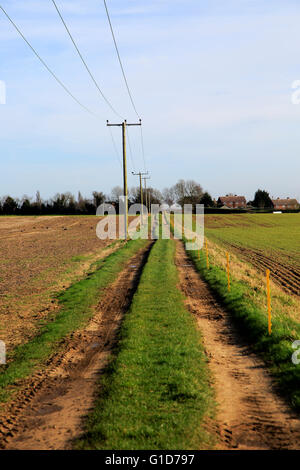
205,213,300,296
0,216,116,351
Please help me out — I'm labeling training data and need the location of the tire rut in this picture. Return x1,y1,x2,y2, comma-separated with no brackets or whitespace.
175,241,300,450
0,241,154,450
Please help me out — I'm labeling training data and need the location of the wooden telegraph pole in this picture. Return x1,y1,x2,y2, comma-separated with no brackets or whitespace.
143,176,151,214
148,188,151,213
107,119,141,239
132,171,148,217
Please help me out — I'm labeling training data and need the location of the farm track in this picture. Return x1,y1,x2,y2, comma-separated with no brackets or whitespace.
176,241,300,450
0,241,153,450
221,241,300,297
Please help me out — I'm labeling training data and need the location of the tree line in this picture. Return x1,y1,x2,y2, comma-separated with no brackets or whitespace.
0,181,276,215
0,188,162,215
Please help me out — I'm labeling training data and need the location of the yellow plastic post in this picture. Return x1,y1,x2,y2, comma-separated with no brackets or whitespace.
205,239,209,269
226,252,231,292
266,269,272,335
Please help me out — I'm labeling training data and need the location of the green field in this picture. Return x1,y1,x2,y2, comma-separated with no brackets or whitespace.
204,213,300,268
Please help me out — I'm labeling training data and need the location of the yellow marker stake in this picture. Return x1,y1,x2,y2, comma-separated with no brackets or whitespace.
198,248,200,260
205,239,209,269
226,252,231,292
266,269,272,335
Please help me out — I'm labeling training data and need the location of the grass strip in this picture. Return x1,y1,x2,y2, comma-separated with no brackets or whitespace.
186,245,300,411
0,238,148,403
77,239,215,450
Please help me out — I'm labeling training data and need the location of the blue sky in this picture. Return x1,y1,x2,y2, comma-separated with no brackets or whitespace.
0,0,300,201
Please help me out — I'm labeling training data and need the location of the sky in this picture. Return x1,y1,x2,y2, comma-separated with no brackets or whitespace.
0,0,300,202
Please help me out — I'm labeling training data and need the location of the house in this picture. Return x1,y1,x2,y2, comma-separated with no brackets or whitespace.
217,195,247,209
272,198,299,210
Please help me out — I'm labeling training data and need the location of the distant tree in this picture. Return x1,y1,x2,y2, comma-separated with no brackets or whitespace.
162,187,176,206
51,193,63,213
252,189,274,209
68,194,77,213
0,190,111,215
51,192,74,214
200,192,215,207
2,196,18,214
173,179,186,204
84,200,96,214
172,179,203,206
185,180,203,203
20,196,32,215
148,188,163,206
129,187,141,204
92,191,105,208
129,187,162,206
111,186,123,203
36,190,42,209
77,191,86,213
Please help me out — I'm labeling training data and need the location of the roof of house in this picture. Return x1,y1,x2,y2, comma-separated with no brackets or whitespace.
218,196,246,203
272,198,299,205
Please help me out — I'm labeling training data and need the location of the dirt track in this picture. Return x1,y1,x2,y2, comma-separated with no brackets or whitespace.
0,242,152,450
2,236,300,450
176,241,300,450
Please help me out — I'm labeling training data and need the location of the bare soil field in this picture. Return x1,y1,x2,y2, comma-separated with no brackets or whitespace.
0,216,119,351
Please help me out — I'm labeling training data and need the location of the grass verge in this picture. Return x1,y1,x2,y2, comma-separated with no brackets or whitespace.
0,238,148,403
185,244,300,411
76,239,215,450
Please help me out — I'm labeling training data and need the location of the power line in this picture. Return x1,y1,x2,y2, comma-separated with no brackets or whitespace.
107,126,122,168
103,0,148,173
140,125,147,173
0,5,97,117
51,0,123,119
0,6,122,170
132,170,148,217
126,126,136,172
107,120,142,239
103,0,140,119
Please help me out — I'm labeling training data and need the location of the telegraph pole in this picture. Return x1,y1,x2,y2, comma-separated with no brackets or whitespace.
132,171,148,217
143,176,150,214
107,119,141,239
